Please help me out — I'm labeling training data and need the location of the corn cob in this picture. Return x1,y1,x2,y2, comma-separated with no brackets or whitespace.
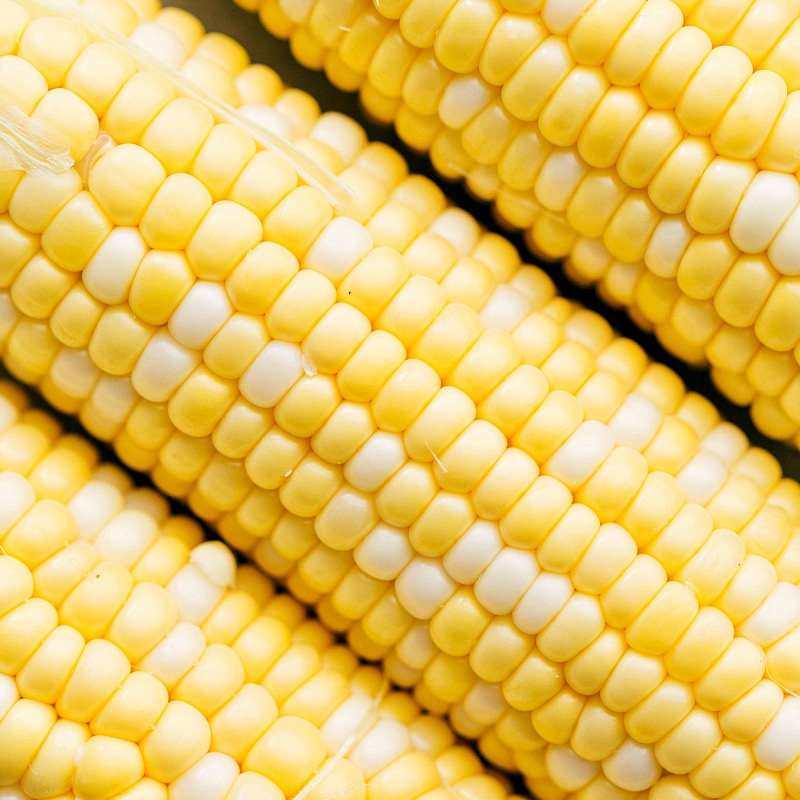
0,377,522,800
4,1,800,797
229,0,800,448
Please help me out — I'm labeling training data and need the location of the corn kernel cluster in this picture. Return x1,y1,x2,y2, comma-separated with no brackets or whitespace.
3,1,800,799
236,0,800,447
0,379,521,800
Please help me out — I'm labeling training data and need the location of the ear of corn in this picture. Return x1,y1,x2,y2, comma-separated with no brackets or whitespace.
4,1,800,798
0,378,522,800
233,0,800,449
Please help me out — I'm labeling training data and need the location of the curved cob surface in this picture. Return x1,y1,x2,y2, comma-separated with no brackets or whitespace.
231,0,800,448
0,378,522,800
4,0,800,798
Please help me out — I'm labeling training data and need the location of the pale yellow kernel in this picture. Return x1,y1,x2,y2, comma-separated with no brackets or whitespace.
15,624,84,705
139,97,214,174
19,15,88,87
73,734,145,800
538,66,608,149
411,302,484,378
316,486,378,551
477,364,548,438
263,185,333,259
370,359,438,433
676,233,738,300
578,87,648,171
719,680,783,742
139,172,213,250
562,626,625,699
403,385,476,463
66,42,137,118
432,419,506,493
600,554,667,628
602,650,666,713
191,123,257,201
140,700,211,783
172,643,245,718
279,453,344,517
209,683,278,763
88,306,155,377
103,70,175,145
606,0,683,86
480,12,546,86
338,246,409,322
640,24,710,106
497,128,552,193
87,143,166,228
203,314,269,381
244,426,308,491
243,715,326,796
274,375,341,438
470,616,533,684
756,277,800,352
266,269,336,342
56,638,131,723
624,678,694,744
378,275,448,352
499,474,572,549
429,587,491,657
695,637,766,710
604,191,661,264
106,583,177,663
713,70,787,161
536,503,599,573
677,45,753,137
336,330,406,402
617,110,683,189
714,253,778,329
375,461,437,528
675,528,747,607
513,388,583,465
90,671,169,742
627,581,699,655
1,498,76,569
649,137,716,215
643,502,712,576
568,0,646,65
224,241,298,317
759,91,800,173
0,597,58,675
683,0,749,44
228,150,298,220
168,366,238,439
186,201,263,282
536,593,605,663
571,696,625,762
530,687,585,745
307,401,373,467
502,36,574,122
0,697,57,785
576,446,647,522
655,706,722,774
31,88,99,167
22,717,90,798
32,540,98,610
367,27,416,98
410,491,475,556
473,446,539,520
0,55,47,119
